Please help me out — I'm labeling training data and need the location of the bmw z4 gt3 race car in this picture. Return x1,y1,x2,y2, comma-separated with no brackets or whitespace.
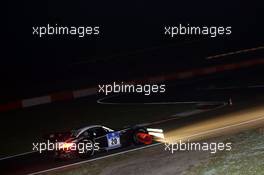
43,125,163,159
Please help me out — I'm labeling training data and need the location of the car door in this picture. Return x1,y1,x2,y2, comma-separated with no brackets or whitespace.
92,127,109,149
92,127,121,150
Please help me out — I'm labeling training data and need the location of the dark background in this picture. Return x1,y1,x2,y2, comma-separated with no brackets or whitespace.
5,1,264,101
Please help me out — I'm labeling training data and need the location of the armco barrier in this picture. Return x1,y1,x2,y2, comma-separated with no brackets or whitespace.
0,58,263,112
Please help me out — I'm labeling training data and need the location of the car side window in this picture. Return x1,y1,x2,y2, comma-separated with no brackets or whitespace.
80,130,92,138
92,127,108,137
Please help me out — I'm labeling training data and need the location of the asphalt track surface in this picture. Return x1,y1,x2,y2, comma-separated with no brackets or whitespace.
0,103,223,175
1,91,264,175
1,142,161,175
1,66,264,175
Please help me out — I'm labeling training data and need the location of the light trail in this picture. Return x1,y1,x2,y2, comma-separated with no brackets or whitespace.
164,105,264,143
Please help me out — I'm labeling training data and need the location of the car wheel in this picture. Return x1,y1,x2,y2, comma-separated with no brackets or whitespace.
78,139,95,158
133,128,148,145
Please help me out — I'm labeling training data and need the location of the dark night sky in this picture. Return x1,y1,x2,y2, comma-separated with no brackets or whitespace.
4,1,264,99
7,1,263,62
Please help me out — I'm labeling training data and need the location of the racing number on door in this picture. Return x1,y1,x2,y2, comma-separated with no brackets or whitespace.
107,132,121,149
111,137,118,145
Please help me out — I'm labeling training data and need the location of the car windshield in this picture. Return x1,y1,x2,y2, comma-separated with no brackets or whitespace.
71,129,82,137
70,125,113,137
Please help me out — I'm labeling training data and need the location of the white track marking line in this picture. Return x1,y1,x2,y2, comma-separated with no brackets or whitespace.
206,46,264,60
97,100,221,105
27,143,161,175
133,109,213,128
198,85,264,91
97,95,223,105
140,103,227,127
0,151,36,161
154,105,226,125
248,85,264,88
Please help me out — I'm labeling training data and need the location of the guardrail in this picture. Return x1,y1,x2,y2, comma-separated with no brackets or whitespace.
0,58,263,112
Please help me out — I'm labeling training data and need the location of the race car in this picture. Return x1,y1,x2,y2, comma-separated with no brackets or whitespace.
43,125,162,159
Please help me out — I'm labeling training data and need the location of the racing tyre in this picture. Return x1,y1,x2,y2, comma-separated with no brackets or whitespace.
133,128,150,145
78,139,95,158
